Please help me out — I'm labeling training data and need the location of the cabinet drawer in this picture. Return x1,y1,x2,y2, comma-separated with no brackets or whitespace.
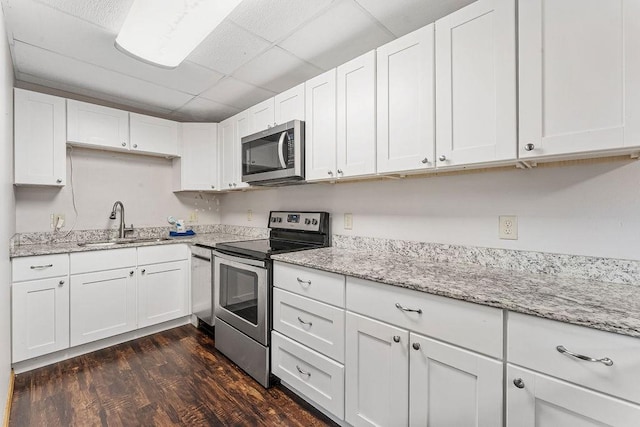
273,288,345,362
271,331,344,420
70,248,136,274
273,262,345,307
508,312,640,404
13,254,69,282
347,277,503,358
137,244,189,265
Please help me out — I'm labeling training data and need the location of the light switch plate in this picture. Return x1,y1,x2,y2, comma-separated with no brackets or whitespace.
344,213,353,230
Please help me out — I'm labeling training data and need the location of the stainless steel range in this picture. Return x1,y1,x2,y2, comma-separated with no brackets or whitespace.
213,211,331,387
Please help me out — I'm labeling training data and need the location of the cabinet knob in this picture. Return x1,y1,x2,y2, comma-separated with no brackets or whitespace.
233,183,237,187
438,155,447,162
524,143,535,151
211,185,215,189
513,378,525,389
228,183,233,187
421,157,429,164
141,269,146,274
133,144,138,148
56,178,62,184
129,271,134,276
412,342,421,350
327,171,334,176
121,142,127,147
337,169,343,175
58,280,64,286
393,335,401,343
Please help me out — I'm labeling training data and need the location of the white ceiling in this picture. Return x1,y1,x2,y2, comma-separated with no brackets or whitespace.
1,0,475,122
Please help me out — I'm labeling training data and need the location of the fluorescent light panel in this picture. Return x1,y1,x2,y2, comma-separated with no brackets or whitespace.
115,0,242,68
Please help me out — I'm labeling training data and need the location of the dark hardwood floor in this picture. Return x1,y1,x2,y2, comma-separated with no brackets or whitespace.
10,325,336,427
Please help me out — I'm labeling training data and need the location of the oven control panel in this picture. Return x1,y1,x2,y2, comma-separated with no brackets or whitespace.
269,211,324,232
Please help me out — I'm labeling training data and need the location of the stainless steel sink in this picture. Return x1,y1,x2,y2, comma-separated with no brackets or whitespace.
77,237,171,247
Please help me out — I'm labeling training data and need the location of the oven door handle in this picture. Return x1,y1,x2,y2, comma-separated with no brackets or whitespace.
212,249,266,268
277,131,287,169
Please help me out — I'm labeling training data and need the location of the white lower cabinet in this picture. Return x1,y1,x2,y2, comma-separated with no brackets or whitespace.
138,260,189,328
507,365,640,427
70,268,137,346
11,276,70,363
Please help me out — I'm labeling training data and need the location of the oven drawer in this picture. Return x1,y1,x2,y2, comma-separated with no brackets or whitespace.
346,277,503,359
13,254,69,282
271,331,344,420
508,312,640,404
273,288,345,362
273,262,345,307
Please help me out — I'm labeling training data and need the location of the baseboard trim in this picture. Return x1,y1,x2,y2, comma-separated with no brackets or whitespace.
3,370,14,427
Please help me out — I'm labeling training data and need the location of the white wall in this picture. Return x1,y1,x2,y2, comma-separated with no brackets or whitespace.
15,147,220,232
221,159,640,261
0,9,14,419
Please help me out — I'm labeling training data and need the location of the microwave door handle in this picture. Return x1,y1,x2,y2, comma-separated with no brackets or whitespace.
277,131,287,169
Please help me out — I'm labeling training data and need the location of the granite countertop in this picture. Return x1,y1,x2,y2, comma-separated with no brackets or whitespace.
272,247,640,339
10,232,254,258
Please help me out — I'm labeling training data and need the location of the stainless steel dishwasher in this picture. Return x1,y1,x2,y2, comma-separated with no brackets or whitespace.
191,245,214,326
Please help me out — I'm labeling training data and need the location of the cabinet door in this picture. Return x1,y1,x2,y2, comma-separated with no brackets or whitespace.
138,260,189,328
12,276,69,362
410,333,502,427
305,69,337,181
234,111,250,189
248,98,275,135
174,123,218,191
435,0,516,167
345,312,409,427
70,268,137,346
129,113,179,157
377,25,435,174
274,83,305,125
519,0,640,158
337,51,376,178
507,365,640,427
14,89,66,186
66,100,129,151
219,116,236,190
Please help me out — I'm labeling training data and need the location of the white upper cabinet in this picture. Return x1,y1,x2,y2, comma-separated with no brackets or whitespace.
67,100,129,151
219,112,249,190
129,113,179,157
247,98,275,135
519,0,640,158
274,83,305,125
435,0,517,168
377,25,435,174
305,69,338,181
173,123,219,191
337,51,377,178
14,88,66,186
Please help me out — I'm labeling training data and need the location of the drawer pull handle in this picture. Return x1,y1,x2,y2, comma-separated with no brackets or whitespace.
556,345,613,367
297,317,312,327
296,277,311,286
296,365,311,378
30,264,53,269
395,303,422,314
513,378,525,389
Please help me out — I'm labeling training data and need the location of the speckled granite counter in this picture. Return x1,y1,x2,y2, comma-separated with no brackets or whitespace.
272,247,640,338
10,232,254,258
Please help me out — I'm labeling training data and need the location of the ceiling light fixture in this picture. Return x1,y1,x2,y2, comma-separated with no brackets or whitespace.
115,0,242,69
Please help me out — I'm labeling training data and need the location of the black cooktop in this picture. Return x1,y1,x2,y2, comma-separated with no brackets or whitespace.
216,238,320,260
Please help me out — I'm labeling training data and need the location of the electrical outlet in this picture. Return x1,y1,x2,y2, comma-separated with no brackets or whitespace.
188,211,198,223
499,215,518,240
51,213,65,230
344,213,353,230
247,209,253,221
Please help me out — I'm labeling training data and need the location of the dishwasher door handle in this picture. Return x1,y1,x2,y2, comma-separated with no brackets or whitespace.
192,254,211,262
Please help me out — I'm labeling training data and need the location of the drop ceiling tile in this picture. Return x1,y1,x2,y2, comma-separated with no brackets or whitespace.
279,0,394,70
6,0,223,95
355,0,476,37
229,0,335,43
32,0,133,32
13,41,193,111
200,77,275,109
187,20,271,75
172,97,240,122
232,47,322,93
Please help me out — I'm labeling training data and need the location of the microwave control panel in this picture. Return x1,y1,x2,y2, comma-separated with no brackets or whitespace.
269,212,322,232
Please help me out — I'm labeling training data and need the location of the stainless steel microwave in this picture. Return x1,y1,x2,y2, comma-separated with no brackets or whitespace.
241,120,305,186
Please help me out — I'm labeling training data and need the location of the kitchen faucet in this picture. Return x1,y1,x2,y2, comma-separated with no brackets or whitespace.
109,201,134,238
